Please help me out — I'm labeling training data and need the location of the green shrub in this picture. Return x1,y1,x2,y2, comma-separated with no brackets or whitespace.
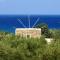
0,31,60,60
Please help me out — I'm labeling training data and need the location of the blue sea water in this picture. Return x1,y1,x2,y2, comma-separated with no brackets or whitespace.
0,15,60,33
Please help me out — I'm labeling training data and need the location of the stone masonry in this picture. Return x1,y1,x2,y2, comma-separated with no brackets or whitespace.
15,28,41,38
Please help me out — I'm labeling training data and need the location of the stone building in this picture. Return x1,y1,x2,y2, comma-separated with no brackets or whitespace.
15,28,41,38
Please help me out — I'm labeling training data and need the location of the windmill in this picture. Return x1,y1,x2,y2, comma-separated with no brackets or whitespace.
15,15,41,38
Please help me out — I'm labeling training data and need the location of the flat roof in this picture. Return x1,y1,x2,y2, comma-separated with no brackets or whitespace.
16,28,41,30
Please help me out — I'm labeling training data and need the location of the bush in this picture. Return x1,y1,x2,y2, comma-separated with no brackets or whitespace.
0,31,60,60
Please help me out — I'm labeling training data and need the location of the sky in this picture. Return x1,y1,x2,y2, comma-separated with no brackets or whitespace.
0,0,60,15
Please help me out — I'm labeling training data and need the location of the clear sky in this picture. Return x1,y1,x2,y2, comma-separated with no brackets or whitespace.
0,0,60,15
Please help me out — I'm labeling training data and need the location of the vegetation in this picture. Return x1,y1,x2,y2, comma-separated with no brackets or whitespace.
35,23,53,38
0,29,60,60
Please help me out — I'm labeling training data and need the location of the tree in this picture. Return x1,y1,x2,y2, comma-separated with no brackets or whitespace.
35,23,52,38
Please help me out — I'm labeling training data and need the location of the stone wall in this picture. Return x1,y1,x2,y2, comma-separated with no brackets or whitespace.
15,28,41,38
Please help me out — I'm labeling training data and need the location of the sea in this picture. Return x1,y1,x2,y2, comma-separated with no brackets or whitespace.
0,15,60,33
